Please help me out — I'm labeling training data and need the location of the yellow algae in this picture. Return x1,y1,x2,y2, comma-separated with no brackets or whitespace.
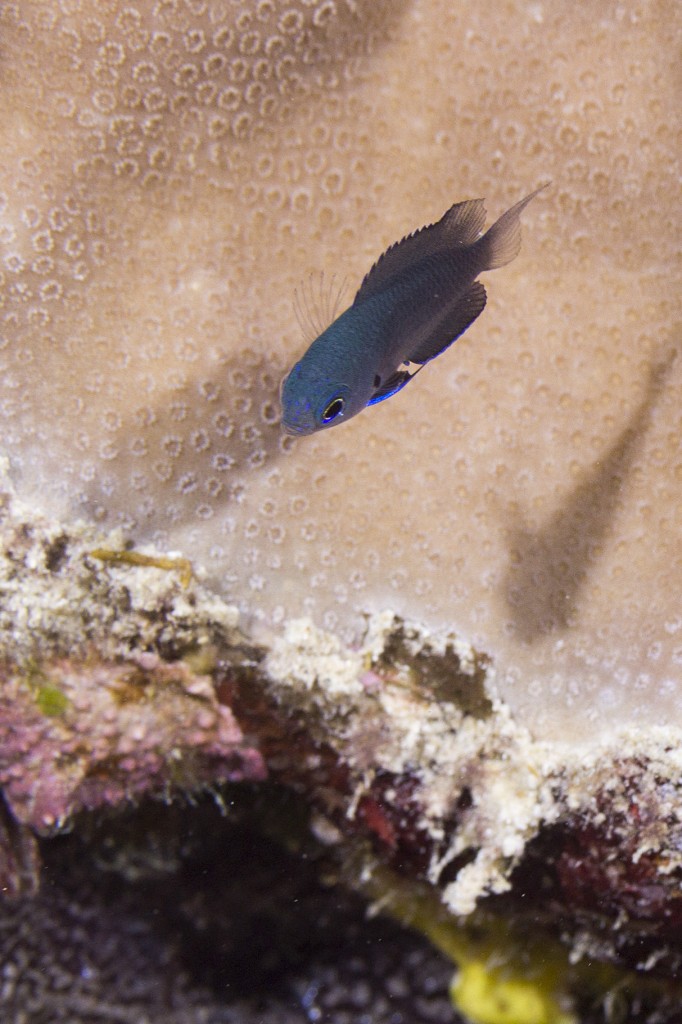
451,962,575,1024
374,874,579,1024
89,548,193,588
360,866,671,1024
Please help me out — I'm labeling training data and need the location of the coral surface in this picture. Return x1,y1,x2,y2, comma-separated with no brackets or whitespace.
0,0,679,738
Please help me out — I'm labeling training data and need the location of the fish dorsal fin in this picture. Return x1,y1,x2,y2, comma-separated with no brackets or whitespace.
440,198,488,244
294,272,348,344
354,198,487,306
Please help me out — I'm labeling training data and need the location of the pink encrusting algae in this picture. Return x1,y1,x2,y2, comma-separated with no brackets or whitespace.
0,652,265,832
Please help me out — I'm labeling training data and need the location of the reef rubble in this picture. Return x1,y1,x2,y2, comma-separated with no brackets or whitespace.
3,471,682,1021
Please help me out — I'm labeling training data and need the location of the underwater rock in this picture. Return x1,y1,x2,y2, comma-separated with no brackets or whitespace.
0,474,266,835
2,466,682,1016
0,795,40,899
0,650,265,832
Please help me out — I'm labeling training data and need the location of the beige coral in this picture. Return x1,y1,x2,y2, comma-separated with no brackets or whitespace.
0,1,680,740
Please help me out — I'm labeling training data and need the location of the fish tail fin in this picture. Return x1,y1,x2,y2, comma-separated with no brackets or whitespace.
477,183,549,270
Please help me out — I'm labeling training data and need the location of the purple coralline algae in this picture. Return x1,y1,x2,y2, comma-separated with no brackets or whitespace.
0,652,265,832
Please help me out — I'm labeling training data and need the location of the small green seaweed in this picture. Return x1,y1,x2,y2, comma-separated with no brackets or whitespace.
35,683,69,718
22,661,70,718
356,860,682,1024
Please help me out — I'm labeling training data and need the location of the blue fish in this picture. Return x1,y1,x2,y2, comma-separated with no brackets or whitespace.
281,185,548,434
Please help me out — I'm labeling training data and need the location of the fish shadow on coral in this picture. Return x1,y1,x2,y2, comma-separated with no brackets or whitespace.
12,0,414,539
77,347,293,538
503,345,677,643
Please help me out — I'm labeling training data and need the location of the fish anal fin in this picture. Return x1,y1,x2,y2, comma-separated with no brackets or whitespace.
367,368,415,406
409,281,487,364
354,198,487,306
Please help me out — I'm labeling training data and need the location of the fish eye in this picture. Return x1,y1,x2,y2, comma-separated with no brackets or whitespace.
322,396,345,422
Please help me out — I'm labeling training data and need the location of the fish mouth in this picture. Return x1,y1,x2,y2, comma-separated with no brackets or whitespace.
281,420,313,437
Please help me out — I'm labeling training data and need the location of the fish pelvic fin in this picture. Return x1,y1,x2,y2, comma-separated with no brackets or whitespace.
476,183,549,271
367,367,417,406
354,198,487,306
409,281,487,364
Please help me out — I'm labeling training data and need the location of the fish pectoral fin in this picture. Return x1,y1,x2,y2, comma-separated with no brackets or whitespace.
367,368,417,406
408,281,487,364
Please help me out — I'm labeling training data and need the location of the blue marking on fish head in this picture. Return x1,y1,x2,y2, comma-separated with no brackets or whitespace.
280,359,356,435
281,304,382,433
